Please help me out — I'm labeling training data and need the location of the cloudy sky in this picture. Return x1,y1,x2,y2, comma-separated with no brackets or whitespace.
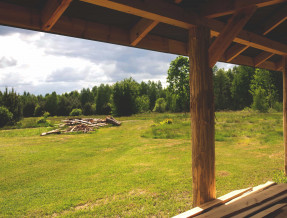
0,25,233,95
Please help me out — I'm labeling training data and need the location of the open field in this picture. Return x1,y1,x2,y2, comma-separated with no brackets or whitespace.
0,111,285,217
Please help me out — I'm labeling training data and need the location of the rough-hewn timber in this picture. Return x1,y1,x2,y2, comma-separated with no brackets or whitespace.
189,25,216,206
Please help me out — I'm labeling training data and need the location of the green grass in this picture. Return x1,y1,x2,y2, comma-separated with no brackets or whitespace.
0,111,285,217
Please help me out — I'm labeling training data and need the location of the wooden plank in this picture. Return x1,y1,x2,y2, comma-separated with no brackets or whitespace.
263,4,287,35
130,18,159,46
208,18,287,56
209,6,257,67
254,52,274,67
196,183,287,218
233,194,287,217
284,56,287,175
201,0,287,18
189,25,215,207
250,203,287,218
80,0,287,56
173,187,252,218
42,0,72,31
225,44,249,62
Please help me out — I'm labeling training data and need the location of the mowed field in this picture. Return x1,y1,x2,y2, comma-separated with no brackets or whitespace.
0,112,285,217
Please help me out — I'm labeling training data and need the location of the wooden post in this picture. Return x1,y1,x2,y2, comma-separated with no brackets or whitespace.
189,25,216,207
283,55,287,175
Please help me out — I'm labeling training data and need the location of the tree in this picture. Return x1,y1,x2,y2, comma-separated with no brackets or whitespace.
112,78,139,116
136,95,150,113
0,106,13,127
153,98,166,113
96,84,112,114
167,56,190,112
250,68,277,111
1,88,22,122
44,91,58,116
231,66,255,110
213,69,232,110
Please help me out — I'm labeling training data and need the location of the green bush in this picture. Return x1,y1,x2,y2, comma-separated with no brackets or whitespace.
153,98,166,113
251,88,268,113
70,108,82,116
0,106,13,127
273,102,283,112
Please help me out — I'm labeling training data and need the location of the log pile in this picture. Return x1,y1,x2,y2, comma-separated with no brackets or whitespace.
40,116,121,136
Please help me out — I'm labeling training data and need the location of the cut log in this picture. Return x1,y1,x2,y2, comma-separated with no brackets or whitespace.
106,116,121,126
40,129,61,136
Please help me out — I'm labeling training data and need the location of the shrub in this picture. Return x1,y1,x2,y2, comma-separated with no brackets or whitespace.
0,106,13,127
70,108,82,116
153,98,166,113
251,88,268,113
273,102,283,112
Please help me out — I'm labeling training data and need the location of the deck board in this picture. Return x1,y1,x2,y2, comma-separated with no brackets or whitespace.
174,182,287,218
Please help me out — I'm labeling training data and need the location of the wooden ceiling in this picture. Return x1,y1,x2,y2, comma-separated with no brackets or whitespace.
0,0,286,71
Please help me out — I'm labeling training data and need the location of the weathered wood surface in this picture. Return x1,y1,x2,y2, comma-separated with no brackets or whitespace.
173,187,252,218
284,55,287,175
196,183,287,218
189,25,215,207
209,5,257,67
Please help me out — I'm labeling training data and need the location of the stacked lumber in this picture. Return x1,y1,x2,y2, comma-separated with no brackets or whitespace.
174,181,287,218
40,116,121,136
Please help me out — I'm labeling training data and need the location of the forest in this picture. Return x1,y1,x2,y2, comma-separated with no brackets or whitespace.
0,56,284,127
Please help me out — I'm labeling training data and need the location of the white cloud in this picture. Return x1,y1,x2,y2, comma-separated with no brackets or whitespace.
0,26,233,95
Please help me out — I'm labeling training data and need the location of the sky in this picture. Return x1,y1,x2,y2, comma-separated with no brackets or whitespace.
0,25,234,95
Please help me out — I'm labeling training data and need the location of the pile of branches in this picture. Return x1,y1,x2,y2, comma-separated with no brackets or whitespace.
41,116,121,136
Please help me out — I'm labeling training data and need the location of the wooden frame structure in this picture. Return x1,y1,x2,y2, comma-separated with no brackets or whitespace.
0,0,286,208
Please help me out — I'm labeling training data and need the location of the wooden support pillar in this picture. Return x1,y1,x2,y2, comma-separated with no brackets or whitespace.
189,25,216,207
283,55,287,175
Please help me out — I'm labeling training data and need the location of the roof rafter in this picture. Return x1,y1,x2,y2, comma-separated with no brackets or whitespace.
254,52,274,67
80,0,287,56
224,44,249,62
201,0,287,18
0,1,283,72
209,6,257,67
42,0,72,31
130,19,159,46
263,4,287,35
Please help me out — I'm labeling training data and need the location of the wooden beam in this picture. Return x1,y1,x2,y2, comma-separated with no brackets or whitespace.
283,55,287,175
224,44,249,62
80,0,287,56
189,25,215,207
209,6,257,67
263,4,287,35
254,52,274,67
130,18,159,46
42,0,72,31
174,0,183,3
201,0,287,18
0,2,281,72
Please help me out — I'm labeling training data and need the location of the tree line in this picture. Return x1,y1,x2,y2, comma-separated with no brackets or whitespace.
0,56,283,127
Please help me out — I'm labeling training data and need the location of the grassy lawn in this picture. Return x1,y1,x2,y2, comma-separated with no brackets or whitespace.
0,111,285,217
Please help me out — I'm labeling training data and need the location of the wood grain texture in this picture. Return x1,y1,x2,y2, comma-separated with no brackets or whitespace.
189,25,215,207
224,44,249,62
201,0,286,18
263,4,287,35
254,52,274,67
80,0,287,56
42,0,72,31
284,55,287,175
196,183,287,217
130,18,159,46
209,6,257,67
